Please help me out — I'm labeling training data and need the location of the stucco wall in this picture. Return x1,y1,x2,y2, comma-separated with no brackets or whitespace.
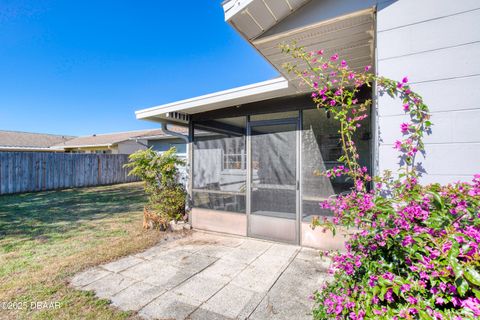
376,0,480,184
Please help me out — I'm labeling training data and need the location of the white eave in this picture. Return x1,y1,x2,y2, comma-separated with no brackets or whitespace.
135,77,295,122
0,146,57,151
223,0,311,39
50,143,114,150
223,0,375,90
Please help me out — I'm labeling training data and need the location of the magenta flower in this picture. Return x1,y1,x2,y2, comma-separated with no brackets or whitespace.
364,65,371,71
394,140,402,150
402,76,408,83
462,297,480,316
407,296,418,305
330,53,339,61
317,49,324,55
329,100,336,106
403,103,410,111
341,60,347,67
442,241,452,253
400,284,411,293
400,123,410,133
402,235,415,246
384,289,394,303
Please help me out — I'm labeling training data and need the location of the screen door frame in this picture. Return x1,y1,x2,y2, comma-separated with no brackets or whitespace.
246,114,301,245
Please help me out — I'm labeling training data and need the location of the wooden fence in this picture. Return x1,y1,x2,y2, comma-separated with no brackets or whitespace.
0,152,139,195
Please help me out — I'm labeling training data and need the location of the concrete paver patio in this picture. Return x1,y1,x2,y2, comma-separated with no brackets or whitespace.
71,231,331,320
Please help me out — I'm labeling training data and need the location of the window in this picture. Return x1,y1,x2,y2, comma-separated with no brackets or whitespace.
193,116,246,213
301,108,371,221
148,140,186,154
223,152,246,170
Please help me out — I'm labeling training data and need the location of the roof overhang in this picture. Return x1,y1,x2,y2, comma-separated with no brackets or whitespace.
135,77,296,123
0,146,60,152
223,0,311,39
135,2,375,124
51,143,115,150
224,0,375,90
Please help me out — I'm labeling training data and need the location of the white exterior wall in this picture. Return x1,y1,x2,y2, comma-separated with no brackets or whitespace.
376,0,480,184
116,140,147,155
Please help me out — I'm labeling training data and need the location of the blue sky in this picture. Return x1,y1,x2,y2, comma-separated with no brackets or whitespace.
0,1,278,136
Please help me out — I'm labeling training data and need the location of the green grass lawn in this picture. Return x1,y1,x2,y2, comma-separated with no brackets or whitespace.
0,183,167,320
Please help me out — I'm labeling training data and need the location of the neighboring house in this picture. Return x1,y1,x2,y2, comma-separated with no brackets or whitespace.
0,130,75,152
134,0,480,249
52,128,188,155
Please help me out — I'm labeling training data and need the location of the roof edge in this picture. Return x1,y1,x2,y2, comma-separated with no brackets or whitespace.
135,77,293,120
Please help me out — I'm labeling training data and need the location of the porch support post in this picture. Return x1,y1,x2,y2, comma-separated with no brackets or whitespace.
246,115,251,237
187,120,194,222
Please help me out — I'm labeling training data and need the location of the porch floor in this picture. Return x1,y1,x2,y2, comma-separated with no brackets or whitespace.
70,231,331,319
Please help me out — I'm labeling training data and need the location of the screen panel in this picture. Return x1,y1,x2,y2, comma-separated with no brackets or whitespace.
193,117,246,213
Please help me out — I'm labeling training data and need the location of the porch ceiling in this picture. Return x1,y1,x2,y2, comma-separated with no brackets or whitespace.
226,3,375,91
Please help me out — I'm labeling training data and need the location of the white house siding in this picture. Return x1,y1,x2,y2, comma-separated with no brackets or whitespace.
116,140,147,155
376,0,480,184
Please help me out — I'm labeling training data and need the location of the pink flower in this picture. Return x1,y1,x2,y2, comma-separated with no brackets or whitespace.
462,297,480,316
364,65,371,72
400,123,410,133
341,60,347,67
384,289,394,302
394,140,402,150
403,103,410,111
317,50,324,55
407,296,418,304
442,241,452,253
330,100,336,107
400,284,411,293
330,54,339,61
402,76,408,83
382,272,395,281
402,235,415,246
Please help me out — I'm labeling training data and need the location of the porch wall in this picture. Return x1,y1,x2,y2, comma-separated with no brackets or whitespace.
376,0,480,184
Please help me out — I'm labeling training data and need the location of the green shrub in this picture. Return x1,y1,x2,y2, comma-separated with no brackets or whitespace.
124,147,186,229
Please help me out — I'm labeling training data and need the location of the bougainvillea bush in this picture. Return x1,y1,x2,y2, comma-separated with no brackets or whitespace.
281,43,480,319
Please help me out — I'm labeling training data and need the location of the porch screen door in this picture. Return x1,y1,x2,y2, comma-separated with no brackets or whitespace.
247,118,299,244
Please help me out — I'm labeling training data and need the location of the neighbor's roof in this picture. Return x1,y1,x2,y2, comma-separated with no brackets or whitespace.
53,127,187,149
0,130,75,151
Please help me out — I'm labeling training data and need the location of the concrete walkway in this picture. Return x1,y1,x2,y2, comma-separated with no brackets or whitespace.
71,231,331,320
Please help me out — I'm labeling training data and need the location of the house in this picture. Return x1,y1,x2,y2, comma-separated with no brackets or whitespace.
0,130,75,152
134,0,480,249
52,128,188,156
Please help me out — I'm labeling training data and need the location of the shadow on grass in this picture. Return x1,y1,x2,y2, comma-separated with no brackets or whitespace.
0,183,146,242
